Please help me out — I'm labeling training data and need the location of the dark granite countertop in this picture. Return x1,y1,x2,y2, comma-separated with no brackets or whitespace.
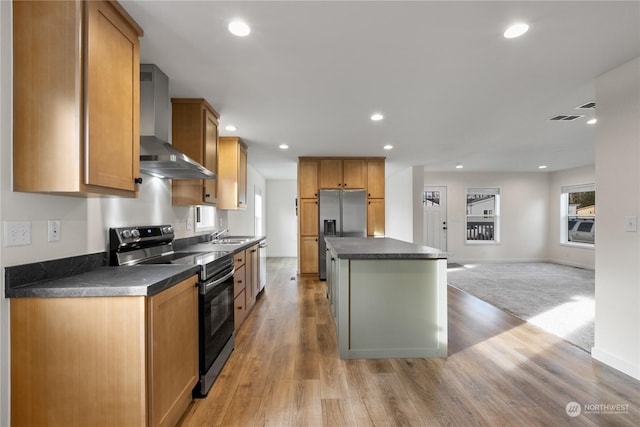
325,237,448,260
5,264,201,298
5,234,267,299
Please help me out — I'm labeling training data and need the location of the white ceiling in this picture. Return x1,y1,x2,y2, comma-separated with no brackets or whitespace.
121,1,640,180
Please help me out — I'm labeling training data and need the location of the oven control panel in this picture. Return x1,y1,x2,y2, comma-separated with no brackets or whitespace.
109,225,174,247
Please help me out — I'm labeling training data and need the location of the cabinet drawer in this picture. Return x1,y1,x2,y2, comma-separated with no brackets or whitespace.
234,265,246,297
234,250,246,269
234,289,246,331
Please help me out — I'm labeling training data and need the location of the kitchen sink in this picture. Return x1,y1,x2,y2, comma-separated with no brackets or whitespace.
212,238,251,245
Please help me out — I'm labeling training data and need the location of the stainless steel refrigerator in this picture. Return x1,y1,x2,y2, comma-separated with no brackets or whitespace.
318,189,367,279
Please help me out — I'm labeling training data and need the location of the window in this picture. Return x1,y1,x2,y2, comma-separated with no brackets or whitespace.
423,190,441,207
466,188,500,243
561,184,595,246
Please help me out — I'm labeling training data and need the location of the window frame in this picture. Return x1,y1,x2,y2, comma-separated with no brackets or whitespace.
465,187,500,245
560,183,595,248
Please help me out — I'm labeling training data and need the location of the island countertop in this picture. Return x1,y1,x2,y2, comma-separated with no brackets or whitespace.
325,237,448,260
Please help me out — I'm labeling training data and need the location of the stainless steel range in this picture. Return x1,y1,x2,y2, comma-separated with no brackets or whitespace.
109,225,235,397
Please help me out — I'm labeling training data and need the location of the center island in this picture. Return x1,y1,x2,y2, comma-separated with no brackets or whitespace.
324,237,448,359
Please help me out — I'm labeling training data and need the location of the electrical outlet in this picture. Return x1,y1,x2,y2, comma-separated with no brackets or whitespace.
48,220,61,242
4,221,31,247
626,216,637,232
186,218,194,231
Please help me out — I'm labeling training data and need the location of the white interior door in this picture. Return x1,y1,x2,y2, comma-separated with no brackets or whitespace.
423,187,447,251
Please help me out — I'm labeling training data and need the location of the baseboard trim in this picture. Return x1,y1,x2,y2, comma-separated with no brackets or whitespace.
591,347,640,380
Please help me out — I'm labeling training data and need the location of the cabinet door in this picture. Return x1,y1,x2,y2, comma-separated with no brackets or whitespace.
343,159,366,189
203,108,219,204
11,295,147,427
300,236,319,274
85,0,140,192
299,159,319,198
367,160,385,198
250,245,260,298
300,199,319,236
238,143,248,208
319,159,343,189
367,199,385,237
148,276,199,427
245,251,255,311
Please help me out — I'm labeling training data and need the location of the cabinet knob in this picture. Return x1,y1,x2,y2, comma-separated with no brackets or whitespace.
134,177,143,184
205,194,211,198
238,280,243,284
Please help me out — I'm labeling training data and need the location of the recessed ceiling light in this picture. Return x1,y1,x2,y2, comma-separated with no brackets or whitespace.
383,144,393,150
225,124,237,131
456,164,464,169
538,165,547,169
279,144,289,150
228,20,250,37
504,23,529,39
370,113,384,121
587,118,597,125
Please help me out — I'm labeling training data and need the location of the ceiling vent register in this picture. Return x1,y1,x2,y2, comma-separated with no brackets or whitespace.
549,115,584,121
575,101,596,109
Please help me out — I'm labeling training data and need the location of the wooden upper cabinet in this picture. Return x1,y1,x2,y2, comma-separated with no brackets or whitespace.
319,159,343,189
319,159,366,189
366,159,385,198
298,159,319,198
171,98,219,206
218,136,248,210
367,198,385,237
342,159,366,189
13,0,143,197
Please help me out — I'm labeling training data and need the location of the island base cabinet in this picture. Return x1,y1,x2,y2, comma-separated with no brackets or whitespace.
10,275,199,427
336,259,448,359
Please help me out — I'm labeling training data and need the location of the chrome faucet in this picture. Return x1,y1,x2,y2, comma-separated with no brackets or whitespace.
209,229,228,242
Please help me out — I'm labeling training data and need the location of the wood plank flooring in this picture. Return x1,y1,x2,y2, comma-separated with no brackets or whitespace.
179,257,639,427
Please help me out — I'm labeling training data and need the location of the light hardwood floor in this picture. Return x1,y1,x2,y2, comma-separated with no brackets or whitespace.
179,257,639,426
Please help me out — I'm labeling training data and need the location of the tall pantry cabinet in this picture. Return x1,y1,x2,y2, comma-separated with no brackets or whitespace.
13,0,143,196
298,157,385,276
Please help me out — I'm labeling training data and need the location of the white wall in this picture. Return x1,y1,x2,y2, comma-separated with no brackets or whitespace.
265,180,297,257
547,165,596,269
423,171,550,263
385,167,414,242
226,164,266,236
592,57,640,380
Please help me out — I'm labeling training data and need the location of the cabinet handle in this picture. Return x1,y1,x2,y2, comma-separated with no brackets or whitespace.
315,201,318,204
251,249,257,253
238,280,243,284
368,193,371,197
205,193,211,198
134,177,143,184
368,201,371,204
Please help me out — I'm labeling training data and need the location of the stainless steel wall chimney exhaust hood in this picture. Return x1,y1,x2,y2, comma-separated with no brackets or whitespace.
139,64,216,179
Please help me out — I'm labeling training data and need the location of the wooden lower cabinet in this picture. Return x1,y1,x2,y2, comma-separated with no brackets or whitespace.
300,236,319,275
10,275,199,427
367,198,385,237
232,244,263,331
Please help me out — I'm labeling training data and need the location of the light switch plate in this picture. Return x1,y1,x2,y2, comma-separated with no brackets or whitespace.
625,216,637,232
4,221,31,246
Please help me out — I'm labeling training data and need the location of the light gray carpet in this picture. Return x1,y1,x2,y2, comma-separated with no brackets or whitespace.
447,262,594,352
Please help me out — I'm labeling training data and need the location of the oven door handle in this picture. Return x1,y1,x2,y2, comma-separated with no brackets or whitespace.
203,268,235,294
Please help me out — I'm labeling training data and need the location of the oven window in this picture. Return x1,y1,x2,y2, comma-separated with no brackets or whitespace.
201,280,234,371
